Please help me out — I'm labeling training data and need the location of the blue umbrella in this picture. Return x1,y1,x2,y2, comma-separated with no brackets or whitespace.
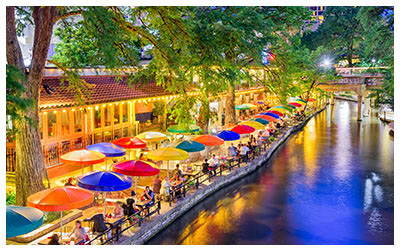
78,171,132,214
251,118,270,125
217,130,240,141
86,143,126,170
86,143,126,157
176,140,206,153
264,112,280,119
7,206,44,238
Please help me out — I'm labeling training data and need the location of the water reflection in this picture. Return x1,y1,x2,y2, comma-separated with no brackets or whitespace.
147,101,394,245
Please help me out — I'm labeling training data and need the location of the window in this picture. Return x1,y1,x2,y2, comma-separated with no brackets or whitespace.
74,110,82,133
47,112,57,137
114,103,120,124
122,102,129,123
94,106,101,128
61,110,70,136
104,105,111,126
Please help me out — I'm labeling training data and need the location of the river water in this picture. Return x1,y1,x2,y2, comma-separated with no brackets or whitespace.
146,100,394,245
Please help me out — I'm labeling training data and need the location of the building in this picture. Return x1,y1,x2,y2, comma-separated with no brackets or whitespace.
305,6,326,31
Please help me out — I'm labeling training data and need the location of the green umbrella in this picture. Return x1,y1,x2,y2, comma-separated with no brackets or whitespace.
235,104,250,110
167,124,200,133
295,99,307,104
250,118,270,125
283,104,296,110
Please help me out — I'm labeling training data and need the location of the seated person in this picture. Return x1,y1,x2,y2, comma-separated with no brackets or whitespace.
170,172,184,186
138,153,147,161
68,220,87,244
140,186,155,206
185,161,193,173
160,177,172,201
84,213,111,239
228,143,237,157
172,164,185,182
208,155,218,175
202,159,209,175
48,233,60,245
152,175,162,200
64,177,75,187
111,201,124,219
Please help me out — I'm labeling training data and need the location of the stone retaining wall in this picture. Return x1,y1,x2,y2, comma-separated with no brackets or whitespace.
122,105,327,245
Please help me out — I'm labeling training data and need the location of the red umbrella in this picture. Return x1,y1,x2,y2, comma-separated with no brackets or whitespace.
112,137,147,149
288,102,302,107
254,115,277,122
269,110,284,117
60,149,105,174
112,160,160,176
231,124,255,134
112,160,160,194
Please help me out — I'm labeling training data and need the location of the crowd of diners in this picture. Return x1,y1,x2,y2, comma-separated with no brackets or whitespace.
46,104,309,245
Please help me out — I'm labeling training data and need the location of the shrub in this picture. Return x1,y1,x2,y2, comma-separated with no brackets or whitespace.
6,191,16,205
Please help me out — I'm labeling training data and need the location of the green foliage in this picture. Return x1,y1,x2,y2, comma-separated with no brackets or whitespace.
6,191,16,205
357,7,394,109
6,65,34,139
43,211,71,225
302,6,363,66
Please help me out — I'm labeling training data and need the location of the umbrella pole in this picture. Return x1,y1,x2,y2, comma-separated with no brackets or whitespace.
60,211,63,241
135,176,137,195
104,192,107,215
167,160,169,179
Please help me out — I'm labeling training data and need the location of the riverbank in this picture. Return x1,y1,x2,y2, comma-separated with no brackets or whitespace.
121,105,328,245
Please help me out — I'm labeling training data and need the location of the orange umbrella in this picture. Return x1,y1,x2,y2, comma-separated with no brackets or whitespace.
254,115,277,122
192,135,224,146
112,137,147,149
27,186,94,239
60,149,105,174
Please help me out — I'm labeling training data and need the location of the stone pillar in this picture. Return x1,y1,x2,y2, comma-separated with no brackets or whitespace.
357,95,362,121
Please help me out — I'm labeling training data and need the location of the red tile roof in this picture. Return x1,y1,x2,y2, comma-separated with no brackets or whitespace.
39,75,171,109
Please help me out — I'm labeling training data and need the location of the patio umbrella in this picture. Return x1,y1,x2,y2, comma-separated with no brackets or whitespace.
136,131,167,143
242,103,257,109
175,140,206,152
269,110,284,117
268,107,289,114
77,171,132,214
231,124,256,134
295,99,307,104
273,106,293,112
112,137,147,149
167,124,200,134
235,104,250,110
27,186,94,240
192,134,225,146
6,206,44,238
308,98,316,102
257,101,265,105
288,102,303,107
60,149,105,175
86,143,126,170
254,115,277,122
265,112,281,119
286,104,298,109
217,130,240,141
112,160,160,195
147,147,189,178
239,121,265,130
251,118,270,125
112,137,147,160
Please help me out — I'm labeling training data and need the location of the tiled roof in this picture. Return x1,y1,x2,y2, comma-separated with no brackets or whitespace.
39,75,171,109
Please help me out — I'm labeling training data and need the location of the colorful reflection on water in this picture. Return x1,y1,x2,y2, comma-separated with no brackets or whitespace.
146,101,394,245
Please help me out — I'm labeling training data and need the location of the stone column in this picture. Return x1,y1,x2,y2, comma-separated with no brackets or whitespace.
357,95,363,121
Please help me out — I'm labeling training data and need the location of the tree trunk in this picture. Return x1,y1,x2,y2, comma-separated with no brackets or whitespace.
198,98,210,134
224,84,236,126
7,6,56,205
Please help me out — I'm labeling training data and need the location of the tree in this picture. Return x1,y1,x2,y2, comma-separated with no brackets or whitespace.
302,6,363,67
357,6,394,109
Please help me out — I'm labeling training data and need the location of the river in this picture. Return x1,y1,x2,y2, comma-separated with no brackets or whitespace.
146,100,394,245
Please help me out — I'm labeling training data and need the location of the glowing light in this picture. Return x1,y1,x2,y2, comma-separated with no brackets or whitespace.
53,111,57,114
62,109,66,112
95,106,99,110
72,108,75,111
44,112,47,115
102,104,106,107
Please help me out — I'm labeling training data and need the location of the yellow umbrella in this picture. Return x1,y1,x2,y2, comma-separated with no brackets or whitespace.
239,121,265,130
136,131,167,143
147,147,189,178
242,103,258,109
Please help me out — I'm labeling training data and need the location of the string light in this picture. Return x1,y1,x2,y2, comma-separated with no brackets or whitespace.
72,108,75,111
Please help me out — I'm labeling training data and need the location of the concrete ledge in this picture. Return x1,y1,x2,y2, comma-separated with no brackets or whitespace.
122,106,327,245
8,209,83,243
